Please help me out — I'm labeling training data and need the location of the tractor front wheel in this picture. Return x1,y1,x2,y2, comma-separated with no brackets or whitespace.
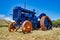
22,20,33,33
8,22,18,32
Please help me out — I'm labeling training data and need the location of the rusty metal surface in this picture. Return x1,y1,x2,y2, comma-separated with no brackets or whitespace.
40,16,51,31
22,20,32,33
8,22,18,32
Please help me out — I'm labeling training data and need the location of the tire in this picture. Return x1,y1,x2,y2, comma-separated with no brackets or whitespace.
39,13,46,19
40,16,52,31
22,20,32,33
8,22,18,32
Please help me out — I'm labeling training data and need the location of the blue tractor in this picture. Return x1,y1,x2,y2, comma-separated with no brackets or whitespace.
8,6,52,33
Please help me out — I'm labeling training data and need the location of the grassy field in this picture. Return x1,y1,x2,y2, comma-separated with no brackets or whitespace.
0,27,60,40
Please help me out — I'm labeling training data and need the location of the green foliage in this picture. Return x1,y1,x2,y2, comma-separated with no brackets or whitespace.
52,19,60,27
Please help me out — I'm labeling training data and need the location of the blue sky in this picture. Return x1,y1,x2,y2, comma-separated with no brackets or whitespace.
0,0,60,21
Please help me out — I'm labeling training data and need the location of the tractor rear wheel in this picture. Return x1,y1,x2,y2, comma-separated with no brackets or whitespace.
40,16,52,31
8,22,18,32
22,20,32,33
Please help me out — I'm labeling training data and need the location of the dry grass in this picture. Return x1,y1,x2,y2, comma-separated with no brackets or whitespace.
0,27,60,40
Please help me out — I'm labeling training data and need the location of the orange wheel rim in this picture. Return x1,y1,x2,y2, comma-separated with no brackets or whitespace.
8,22,18,32
40,16,51,31
22,20,32,33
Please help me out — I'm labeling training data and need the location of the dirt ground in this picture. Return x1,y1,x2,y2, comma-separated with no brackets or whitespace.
0,27,60,40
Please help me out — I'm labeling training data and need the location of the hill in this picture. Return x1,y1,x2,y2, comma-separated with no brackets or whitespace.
0,19,10,27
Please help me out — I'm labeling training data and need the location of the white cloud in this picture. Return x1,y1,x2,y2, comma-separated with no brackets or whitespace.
0,14,5,18
0,14,14,22
4,17,15,22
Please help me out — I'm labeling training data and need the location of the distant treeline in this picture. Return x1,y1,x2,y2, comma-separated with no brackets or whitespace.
0,19,60,27
52,19,60,27
0,25,8,27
